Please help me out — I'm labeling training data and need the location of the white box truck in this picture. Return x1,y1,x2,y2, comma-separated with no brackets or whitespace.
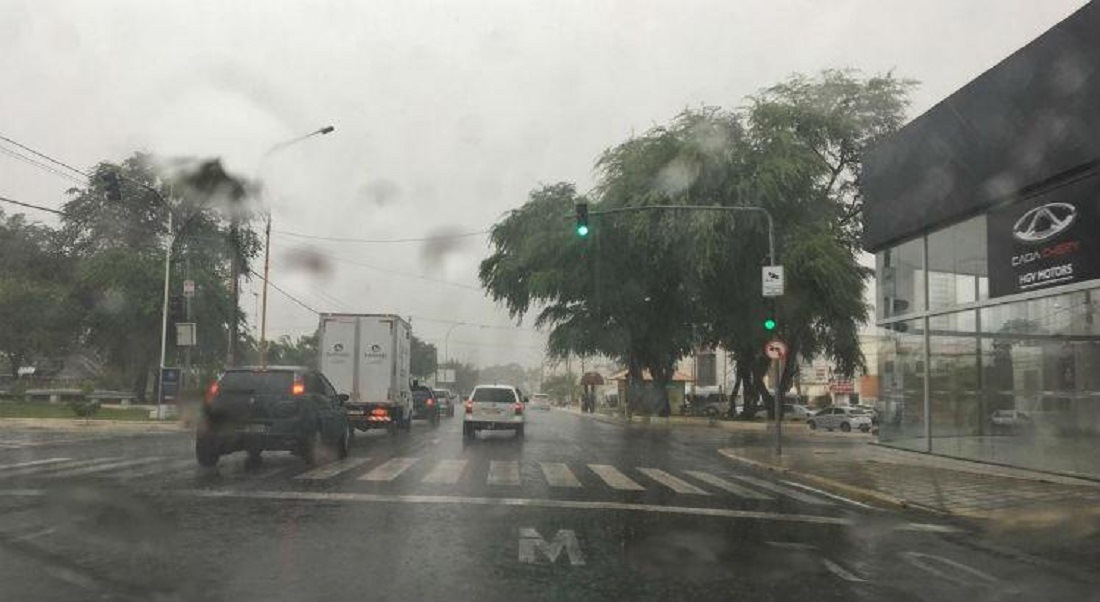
319,313,413,433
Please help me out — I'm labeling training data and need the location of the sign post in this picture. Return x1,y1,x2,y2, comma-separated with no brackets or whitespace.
764,339,788,456
158,367,181,420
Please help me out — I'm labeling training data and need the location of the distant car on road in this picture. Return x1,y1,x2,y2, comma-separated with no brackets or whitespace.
411,385,440,425
991,409,1032,434
433,388,457,417
464,384,525,440
196,366,351,468
806,406,872,433
530,393,551,410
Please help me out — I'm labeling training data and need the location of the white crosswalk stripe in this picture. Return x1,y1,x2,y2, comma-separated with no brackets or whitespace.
422,460,468,484
539,462,581,487
725,474,834,506
637,468,710,495
113,459,197,480
488,461,520,485
683,471,773,500
587,464,645,491
295,457,372,480
359,457,419,481
47,457,164,479
2,457,119,478
0,457,71,472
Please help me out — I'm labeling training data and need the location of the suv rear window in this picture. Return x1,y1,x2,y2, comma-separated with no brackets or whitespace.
412,389,434,401
219,371,294,394
472,387,517,403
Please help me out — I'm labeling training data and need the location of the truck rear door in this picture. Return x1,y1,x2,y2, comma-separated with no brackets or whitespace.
357,318,394,403
320,316,358,400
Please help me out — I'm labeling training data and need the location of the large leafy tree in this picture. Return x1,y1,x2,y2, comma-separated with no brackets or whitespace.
62,152,258,399
410,335,438,379
481,70,914,418
0,211,82,378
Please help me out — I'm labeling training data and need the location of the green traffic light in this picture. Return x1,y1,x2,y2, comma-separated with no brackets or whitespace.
577,224,589,237
764,318,776,331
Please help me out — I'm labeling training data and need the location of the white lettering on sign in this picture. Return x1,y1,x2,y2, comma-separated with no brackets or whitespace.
518,528,586,566
1018,263,1074,289
762,266,785,297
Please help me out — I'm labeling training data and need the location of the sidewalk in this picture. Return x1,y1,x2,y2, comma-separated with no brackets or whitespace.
719,438,1100,525
559,405,772,432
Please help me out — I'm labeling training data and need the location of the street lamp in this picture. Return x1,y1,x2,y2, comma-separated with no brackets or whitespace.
255,125,335,367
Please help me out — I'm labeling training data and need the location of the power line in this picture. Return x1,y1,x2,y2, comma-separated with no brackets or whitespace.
247,268,318,315
0,194,64,215
410,315,541,333
0,146,86,185
0,133,91,179
273,229,489,244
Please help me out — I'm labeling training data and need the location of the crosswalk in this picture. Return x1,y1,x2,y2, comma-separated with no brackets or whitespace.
0,454,836,505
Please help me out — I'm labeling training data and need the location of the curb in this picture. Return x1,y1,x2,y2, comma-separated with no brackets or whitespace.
560,407,779,433
717,449,947,516
0,417,190,431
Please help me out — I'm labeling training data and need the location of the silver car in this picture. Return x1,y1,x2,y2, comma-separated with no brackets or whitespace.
463,384,525,440
806,406,872,432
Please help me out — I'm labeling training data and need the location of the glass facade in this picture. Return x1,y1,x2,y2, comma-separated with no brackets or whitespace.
875,221,1100,478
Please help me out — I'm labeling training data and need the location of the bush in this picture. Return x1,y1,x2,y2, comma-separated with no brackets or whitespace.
69,399,101,417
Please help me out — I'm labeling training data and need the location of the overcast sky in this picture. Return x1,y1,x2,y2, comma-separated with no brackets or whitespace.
0,0,1088,368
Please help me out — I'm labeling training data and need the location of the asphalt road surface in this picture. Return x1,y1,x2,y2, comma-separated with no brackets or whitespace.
0,409,1096,602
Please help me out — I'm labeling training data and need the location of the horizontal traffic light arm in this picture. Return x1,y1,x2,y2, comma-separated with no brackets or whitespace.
564,204,776,266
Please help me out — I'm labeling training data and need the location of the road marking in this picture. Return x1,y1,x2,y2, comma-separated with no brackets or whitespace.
684,471,773,499
11,526,56,542
519,528,585,566
900,551,998,586
2,457,119,478
295,457,372,480
898,523,961,533
539,462,581,488
422,460,467,484
725,474,834,506
488,461,521,486
765,541,817,550
359,457,419,481
638,468,709,495
779,479,876,509
0,457,71,471
587,464,645,491
47,457,163,478
822,558,867,582
169,488,855,525
113,459,196,480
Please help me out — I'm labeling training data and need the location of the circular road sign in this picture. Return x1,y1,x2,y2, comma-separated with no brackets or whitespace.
764,340,788,360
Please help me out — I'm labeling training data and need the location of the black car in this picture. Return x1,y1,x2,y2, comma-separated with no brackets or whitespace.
196,366,352,468
411,384,440,425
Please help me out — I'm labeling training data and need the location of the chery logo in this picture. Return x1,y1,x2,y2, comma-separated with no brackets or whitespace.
1012,202,1077,243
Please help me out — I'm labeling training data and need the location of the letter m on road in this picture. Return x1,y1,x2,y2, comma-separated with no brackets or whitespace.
518,528,586,566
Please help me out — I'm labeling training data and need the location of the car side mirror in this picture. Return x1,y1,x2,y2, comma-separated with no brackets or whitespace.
337,393,349,404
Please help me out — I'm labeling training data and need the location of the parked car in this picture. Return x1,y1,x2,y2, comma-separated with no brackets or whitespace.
196,366,351,468
784,404,814,421
411,384,440,425
991,409,1033,434
530,393,551,410
433,388,456,417
806,406,872,433
464,384,525,440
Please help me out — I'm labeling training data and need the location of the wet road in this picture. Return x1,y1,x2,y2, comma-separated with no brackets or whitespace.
0,409,1096,601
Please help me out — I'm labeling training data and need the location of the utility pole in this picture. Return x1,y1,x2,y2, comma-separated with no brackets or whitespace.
228,221,239,367
157,211,174,420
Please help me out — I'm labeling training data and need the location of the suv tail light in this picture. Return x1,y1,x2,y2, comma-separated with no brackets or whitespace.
291,374,306,396
464,400,473,414
426,398,435,406
204,381,219,404
513,402,524,415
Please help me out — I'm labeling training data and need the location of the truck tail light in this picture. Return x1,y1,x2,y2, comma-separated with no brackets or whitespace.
291,375,306,396
426,398,435,406
371,407,388,417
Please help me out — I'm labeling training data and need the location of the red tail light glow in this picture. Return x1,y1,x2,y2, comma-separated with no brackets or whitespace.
513,402,524,415
291,375,306,396
371,407,388,417
204,381,219,404
426,398,435,406
464,400,473,414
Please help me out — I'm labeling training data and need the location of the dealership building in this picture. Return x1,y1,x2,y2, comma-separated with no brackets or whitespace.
863,2,1100,478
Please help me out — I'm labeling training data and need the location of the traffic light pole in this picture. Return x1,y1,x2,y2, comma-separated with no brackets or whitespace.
157,210,174,421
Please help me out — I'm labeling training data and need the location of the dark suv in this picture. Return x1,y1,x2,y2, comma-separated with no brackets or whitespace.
411,384,440,425
196,366,352,468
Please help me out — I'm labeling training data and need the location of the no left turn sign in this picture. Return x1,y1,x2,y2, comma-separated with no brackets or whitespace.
764,340,788,360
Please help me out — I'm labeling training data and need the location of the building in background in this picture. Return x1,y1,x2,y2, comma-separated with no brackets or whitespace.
862,2,1100,478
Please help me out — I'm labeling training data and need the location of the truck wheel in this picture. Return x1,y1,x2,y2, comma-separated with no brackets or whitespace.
196,434,220,468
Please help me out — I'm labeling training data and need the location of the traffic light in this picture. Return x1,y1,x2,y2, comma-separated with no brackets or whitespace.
575,203,589,237
763,317,777,331
169,295,185,322
102,172,122,201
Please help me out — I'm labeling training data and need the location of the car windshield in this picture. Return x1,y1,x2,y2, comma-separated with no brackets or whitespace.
218,371,294,395
3,3,1097,600
472,388,516,403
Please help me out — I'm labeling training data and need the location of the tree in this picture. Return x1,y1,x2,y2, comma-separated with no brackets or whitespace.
541,373,577,404
61,153,258,399
438,360,478,395
0,211,82,378
249,334,318,368
410,335,438,379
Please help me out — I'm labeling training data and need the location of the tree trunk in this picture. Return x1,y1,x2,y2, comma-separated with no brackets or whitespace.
651,363,672,418
727,367,742,419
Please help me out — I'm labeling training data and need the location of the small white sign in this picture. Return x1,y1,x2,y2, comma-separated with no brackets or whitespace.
183,279,196,298
764,339,788,360
762,266,785,297
176,322,197,347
